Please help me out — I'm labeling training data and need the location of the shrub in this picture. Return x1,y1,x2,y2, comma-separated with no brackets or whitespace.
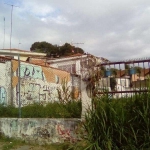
0,100,82,118
83,93,150,149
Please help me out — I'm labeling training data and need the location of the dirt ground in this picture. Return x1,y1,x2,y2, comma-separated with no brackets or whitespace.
0,142,46,150
0,141,66,150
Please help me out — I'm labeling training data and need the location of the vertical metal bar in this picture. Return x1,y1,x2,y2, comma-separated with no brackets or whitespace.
113,63,116,99
18,54,21,118
119,63,122,97
138,62,141,91
124,63,127,98
101,65,104,93
133,62,137,93
143,62,146,89
148,62,150,90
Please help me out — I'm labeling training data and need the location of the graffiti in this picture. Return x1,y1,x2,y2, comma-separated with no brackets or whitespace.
0,87,6,104
0,118,79,144
56,124,76,142
20,64,44,80
29,121,36,128
10,120,18,131
33,127,50,139
20,79,59,106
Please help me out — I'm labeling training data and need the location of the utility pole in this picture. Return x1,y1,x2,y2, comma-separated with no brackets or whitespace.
3,17,5,49
5,3,19,49
18,42,21,49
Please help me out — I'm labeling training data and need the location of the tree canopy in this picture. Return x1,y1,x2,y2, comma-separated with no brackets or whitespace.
30,41,84,57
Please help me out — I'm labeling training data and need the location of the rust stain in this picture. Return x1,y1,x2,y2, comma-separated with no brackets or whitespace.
73,87,79,99
42,67,54,83
12,76,18,88
30,58,49,66
12,60,18,72
53,69,70,82
42,67,70,83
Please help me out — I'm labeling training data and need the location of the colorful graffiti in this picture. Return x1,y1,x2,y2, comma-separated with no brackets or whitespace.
20,64,44,80
56,123,76,142
0,118,79,144
11,62,71,106
0,87,6,104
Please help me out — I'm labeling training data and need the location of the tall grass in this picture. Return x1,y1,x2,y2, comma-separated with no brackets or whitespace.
0,100,81,118
83,93,150,150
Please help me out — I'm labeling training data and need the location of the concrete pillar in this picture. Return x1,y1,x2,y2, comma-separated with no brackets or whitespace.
81,80,92,119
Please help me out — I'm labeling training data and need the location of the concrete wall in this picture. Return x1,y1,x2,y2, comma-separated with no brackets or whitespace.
0,61,12,105
81,80,92,118
0,118,81,144
11,60,71,107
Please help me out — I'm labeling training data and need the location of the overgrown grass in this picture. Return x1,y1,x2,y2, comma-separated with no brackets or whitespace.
0,131,88,150
83,93,150,150
0,100,81,118
0,133,25,150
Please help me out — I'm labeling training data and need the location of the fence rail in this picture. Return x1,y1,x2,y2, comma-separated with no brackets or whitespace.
95,58,150,98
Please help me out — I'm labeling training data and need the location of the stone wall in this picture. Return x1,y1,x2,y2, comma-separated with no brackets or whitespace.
0,118,81,144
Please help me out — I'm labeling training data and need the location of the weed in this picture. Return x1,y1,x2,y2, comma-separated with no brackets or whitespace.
0,101,81,118
83,93,150,149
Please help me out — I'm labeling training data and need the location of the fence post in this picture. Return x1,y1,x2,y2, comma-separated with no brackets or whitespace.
18,54,21,118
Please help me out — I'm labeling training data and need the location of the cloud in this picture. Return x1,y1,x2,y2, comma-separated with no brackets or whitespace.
0,0,150,61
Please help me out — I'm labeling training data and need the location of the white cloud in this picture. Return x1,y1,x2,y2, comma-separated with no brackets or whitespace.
1,0,150,61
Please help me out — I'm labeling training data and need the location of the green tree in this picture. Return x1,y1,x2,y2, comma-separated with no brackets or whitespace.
30,41,84,57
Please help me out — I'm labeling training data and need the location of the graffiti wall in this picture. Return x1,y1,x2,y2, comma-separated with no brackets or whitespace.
0,61,11,105
12,60,71,106
0,118,81,144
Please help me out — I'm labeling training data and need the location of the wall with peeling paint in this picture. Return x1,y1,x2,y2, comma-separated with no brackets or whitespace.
11,60,71,107
0,59,79,107
0,118,81,144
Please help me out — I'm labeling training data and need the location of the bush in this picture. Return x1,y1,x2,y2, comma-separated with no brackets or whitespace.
83,93,150,149
0,100,82,118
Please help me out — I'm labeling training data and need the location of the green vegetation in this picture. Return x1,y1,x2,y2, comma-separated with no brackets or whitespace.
1,93,150,149
82,93,150,150
30,41,84,57
0,134,25,150
0,101,81,118
0,132,87,150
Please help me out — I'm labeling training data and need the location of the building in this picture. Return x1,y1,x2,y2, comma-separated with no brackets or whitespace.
0,49,46,61
0,49,71,106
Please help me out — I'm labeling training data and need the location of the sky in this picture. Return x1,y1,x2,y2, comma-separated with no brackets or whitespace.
0,0,150,61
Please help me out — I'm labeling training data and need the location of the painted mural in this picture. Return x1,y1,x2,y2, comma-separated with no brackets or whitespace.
20,64,44,80
12,60,71,106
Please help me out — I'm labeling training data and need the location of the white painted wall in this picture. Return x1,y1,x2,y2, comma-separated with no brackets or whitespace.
13,61,72,107
81,80,92,118
0,61,11,105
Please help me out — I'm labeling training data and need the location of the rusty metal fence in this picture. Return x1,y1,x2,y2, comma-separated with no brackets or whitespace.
95,58,150,98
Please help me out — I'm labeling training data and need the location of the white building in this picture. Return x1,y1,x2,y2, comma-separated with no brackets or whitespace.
47,53,109,117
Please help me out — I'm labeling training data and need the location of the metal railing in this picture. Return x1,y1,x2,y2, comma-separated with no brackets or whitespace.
95,58,150,98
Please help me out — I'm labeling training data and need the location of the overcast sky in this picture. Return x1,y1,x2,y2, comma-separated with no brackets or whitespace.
0,0,150,61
